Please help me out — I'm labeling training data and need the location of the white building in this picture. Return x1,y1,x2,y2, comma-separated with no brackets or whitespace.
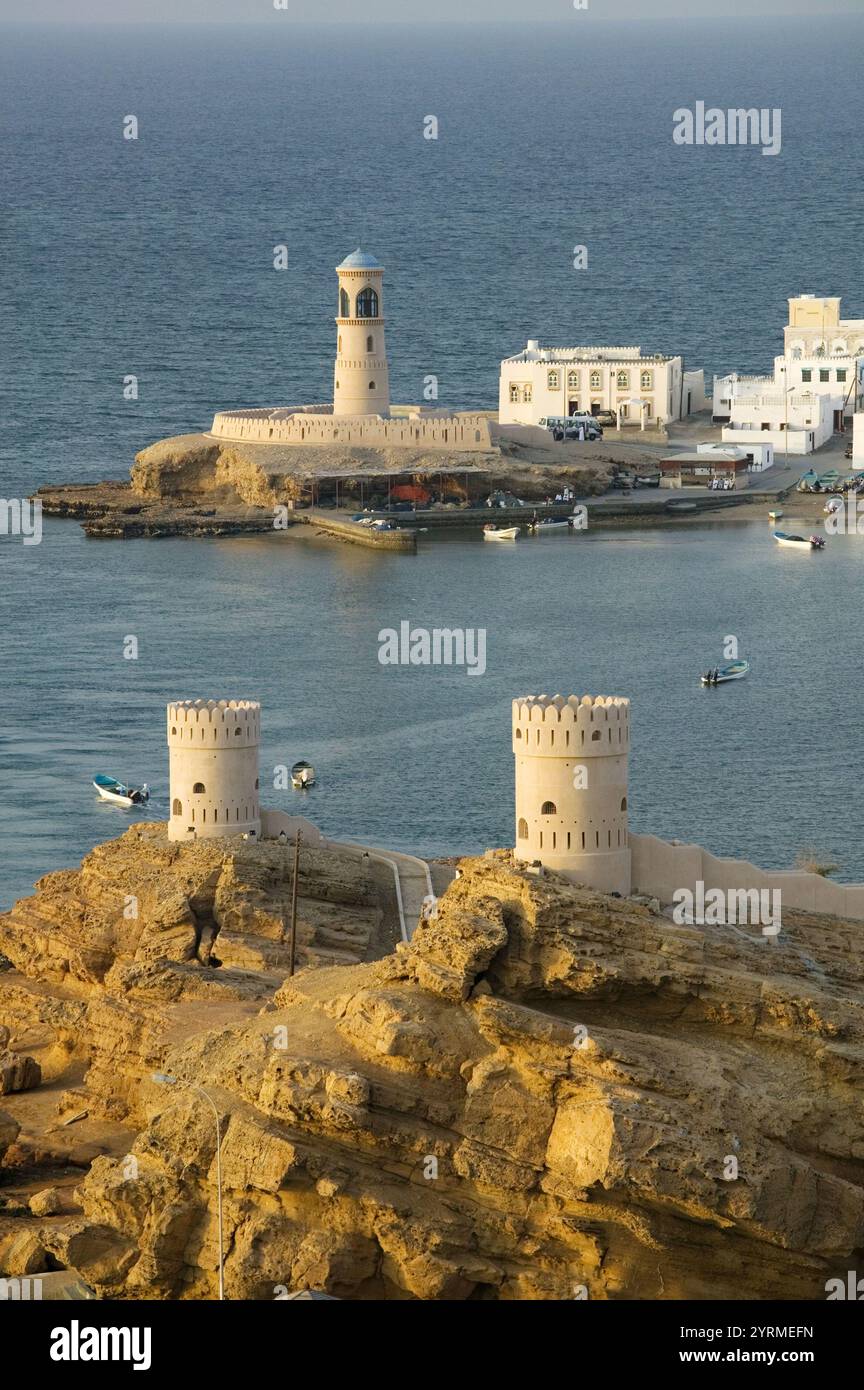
714,295,864,455
499,340,705,428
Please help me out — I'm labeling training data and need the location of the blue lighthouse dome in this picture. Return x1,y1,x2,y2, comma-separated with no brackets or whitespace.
336,248,383,271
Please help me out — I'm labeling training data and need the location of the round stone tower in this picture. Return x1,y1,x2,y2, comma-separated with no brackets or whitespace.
167,699,261,842
333,249,390,418
513,694,631,896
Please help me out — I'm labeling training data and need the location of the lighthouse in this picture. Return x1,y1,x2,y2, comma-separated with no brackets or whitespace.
333,249,390,418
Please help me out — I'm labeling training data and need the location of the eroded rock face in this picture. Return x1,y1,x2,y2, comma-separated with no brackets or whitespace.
0,1052,41,1096
0,824,382,988
2,849,864,1300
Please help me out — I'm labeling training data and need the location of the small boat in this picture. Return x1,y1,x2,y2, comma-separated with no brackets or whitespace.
768,509,783,520
93,774,150,807
291,760,316,789
700,660,750,686
483,524,519,541
773,531,825,550
527,516,569,533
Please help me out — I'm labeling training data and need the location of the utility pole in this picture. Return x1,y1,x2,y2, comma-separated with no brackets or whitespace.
288,830,301,977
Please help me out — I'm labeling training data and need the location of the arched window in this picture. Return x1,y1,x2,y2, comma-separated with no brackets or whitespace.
339,288,350,317
193,783,205,794
255,778,259,789
547,369,560,390
356,287,379,318
369,380,376,390
616,370,629,389
172,798,182,815
591,729,602,740
338,335,342,352
515,728,522,739
640,371,653,390
541,801,557,815
517,817,528,839
171,726,177,735
234,727,242,737
567,370,579,390
621,796,627,810
590,371,602,389
366,334,374,353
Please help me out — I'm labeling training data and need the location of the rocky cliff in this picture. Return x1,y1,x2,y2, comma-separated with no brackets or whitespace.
1,843,863,1300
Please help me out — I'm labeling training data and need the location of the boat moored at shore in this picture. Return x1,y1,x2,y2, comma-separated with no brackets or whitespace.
483,524,519,541
773,531,825,550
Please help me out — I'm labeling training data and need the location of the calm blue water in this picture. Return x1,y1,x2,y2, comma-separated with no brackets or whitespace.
1,517,863,909
1,19,863,907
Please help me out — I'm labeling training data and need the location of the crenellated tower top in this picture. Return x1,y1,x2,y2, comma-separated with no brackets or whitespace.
167,699,261,749
513,694,629,757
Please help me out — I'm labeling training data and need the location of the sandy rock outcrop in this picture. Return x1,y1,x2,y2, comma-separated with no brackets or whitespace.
0,824,382,989
3,847,864,1300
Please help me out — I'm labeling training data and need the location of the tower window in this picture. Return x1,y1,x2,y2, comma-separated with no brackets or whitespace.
193,783,206,794
369,381,376,390
366,335,374,353
234,727,243,736
517,817,528,840
621,796,627,810
339,288,350,317
592,729,602,741
541,801,557,815
356,287,379,318
172,798,182,816
338,335,342,352
515,728,522,740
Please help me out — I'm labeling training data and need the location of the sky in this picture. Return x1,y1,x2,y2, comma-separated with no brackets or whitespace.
1,0,860,21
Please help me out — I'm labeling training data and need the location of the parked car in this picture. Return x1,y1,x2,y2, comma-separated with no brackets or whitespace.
593,410,619,428
552,422,602,442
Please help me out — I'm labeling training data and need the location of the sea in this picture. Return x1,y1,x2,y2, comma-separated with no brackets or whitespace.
1,17,863,908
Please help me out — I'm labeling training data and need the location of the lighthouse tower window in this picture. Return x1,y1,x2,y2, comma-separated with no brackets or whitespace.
339,288,350,317
366,335,374,353
356,287,379,318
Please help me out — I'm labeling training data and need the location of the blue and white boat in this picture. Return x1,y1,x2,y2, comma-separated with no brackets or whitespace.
92,774,150,808
700,660,750,686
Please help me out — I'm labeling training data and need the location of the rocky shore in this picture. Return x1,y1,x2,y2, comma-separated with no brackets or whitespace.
33,430,626,540
2,831,863,1300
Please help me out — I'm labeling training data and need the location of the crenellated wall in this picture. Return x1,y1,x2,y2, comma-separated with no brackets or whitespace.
513,695,631,896
167,699,261,842
209,407,494,451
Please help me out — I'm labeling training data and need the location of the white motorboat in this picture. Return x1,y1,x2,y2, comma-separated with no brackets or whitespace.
93,774,150,808
527,516,570,533
483,524,519,541
291,760,316,789
700,660,750,686
773,530,825,550
767,509,783,520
